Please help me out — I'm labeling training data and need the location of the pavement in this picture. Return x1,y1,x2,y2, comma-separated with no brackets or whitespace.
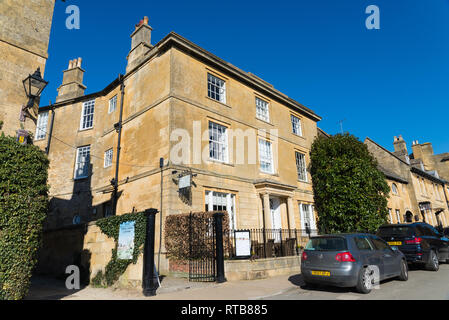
26,273,299,300
26,263,449,300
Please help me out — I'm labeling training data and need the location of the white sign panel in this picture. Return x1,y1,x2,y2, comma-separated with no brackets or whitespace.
179,175,191,189
235,230,251,258
117,221,135,260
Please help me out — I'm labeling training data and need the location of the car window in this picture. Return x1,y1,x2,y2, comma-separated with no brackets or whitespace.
354,236,374,251
416,225,429,236
305,237,348,251
371,237,390,251
377,226,414,237
428,226,441,236
420,225,434,236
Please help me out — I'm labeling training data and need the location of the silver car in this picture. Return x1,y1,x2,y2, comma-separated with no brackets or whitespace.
301,233,408,293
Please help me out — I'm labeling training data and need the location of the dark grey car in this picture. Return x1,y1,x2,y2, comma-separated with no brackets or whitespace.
301,234,408,293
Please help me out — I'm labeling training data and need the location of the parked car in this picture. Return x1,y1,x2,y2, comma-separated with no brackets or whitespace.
376,223,449,271
301,234,408,294
443,227,449,238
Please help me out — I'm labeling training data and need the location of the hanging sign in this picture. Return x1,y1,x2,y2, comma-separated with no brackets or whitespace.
179,174,191,190
235,230,251,258
117,221,135,260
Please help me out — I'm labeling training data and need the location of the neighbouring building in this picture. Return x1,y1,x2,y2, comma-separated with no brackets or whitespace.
0,0,55,136
365,136,449,227
34,17,322,278
410,140,449,183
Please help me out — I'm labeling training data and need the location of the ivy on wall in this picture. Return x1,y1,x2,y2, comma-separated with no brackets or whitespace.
91,212,147,287
0,136,49,300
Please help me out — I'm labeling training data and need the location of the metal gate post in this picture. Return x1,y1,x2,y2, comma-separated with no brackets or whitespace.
214,212,227,283
142,208,159,296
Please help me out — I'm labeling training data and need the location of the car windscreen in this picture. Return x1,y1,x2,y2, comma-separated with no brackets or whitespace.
376,226,414,237
305,237,348,251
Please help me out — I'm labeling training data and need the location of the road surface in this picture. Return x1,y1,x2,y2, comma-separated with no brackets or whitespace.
264,263,449,300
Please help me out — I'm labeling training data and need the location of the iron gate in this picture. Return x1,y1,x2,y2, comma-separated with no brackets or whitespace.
188,213,217,282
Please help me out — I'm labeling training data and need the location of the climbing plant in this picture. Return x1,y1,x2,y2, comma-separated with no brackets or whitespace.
0,136,49,300
91,212,147,287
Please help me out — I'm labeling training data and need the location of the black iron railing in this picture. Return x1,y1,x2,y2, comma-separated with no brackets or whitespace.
225,228,318,260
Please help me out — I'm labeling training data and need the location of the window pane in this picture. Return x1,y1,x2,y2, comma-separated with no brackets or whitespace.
259,139,273,173
109,96,117,113
296,152,307,181
35,112,49,140
291,115,302,136
209,121,228,162
256,97,269,122
75,146,90,179
81,100,95,129
208,73,226,103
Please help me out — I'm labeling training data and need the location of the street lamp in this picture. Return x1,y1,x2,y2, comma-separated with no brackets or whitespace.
17,67,49,145
22,67,48,109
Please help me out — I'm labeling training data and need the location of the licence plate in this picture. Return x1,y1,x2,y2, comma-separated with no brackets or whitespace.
388,242,402,246
311,271,331,277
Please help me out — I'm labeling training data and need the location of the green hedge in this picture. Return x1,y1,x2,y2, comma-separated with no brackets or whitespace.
91,212,146,287
0,136,49,300
310,133,390,234
164,211,230,261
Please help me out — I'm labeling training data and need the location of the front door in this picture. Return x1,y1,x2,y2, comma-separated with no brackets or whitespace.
270,197,282,230
270,197,282,243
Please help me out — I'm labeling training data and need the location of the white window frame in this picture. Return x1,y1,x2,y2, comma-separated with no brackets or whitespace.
205,191,237,231
392,183,399,195
396,209,401,224
108,95,117,114
209,121,229,163
388,208,393,223
256,97,270,122
295,151,308,182
104,148,113,168
299,203,317,236
80,100,95,130
35,111,49,141
291,114,303,136
74,145,91,179
207,73,226,104
259,139,274,174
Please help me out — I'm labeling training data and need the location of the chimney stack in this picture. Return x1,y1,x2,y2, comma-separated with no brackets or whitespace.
393,135,409,162
127,16,153,72
56,57,86,102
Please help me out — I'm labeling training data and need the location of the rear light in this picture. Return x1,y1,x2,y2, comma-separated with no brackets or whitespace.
406,237,422,245
302,251,308,261
336,252,356,262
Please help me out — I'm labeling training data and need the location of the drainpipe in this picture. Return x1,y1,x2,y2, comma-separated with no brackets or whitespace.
45,104,55,155
112,75,125,216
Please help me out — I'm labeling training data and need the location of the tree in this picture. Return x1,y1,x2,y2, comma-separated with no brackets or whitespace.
310,133,390,234
0,136,49,300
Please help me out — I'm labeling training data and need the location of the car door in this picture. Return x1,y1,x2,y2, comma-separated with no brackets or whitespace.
353,236,378,267
370,236,398,278
428,225,449,260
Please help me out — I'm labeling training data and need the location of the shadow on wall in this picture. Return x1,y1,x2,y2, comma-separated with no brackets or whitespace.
35,162,123,281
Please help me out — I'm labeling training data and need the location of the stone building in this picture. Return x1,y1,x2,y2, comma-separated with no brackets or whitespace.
365,136,449,227
35,17,322,276
410,140,449,183
0,0,55,136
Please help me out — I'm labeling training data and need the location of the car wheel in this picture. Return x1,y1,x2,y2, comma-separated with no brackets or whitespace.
356,267,374,294
398,259,408,281
426,250,439,271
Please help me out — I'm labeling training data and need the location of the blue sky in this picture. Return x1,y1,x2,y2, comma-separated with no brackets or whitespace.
41,0,449,155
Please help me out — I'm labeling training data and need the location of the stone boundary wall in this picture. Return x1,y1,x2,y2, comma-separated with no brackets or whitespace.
224,256,301,281
36,222,145,288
